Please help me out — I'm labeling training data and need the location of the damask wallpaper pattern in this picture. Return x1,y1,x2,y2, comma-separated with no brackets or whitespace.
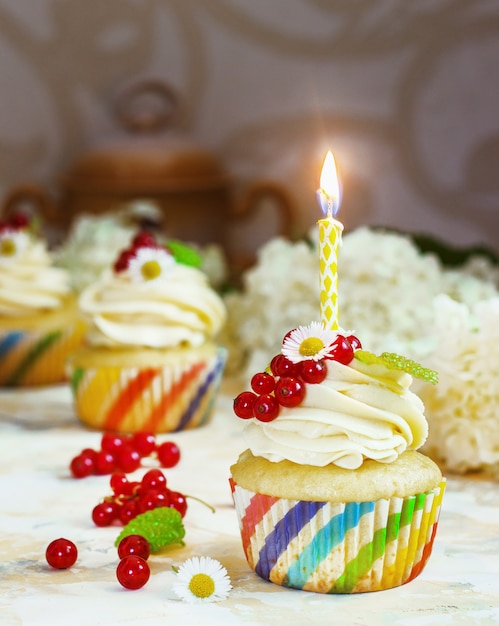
1,0,498,255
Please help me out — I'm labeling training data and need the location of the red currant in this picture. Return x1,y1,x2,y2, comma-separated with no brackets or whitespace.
250,372,276,395
270,354,298,377
9,212,30,229
253,394,280,421
131,231,156,248
92,500,119,527
101,433,129,455
274,377,305,407
117,535,150,561
113,249,135,273
140,468,167,493
169,491,188,517
131,432,156,457
119,499,139,525
110,472,131,496
233,391,257,419
45,538,78,569
116,446,141,473
116,555,150,590
138,489,170,513
329,335,355,365
95,450,116,475
347,335,362,350
299,359,328,384
157,441,180,468
70,453,95,478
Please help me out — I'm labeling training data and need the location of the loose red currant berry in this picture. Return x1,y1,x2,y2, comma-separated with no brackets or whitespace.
116,446,142,473
157,441,180,468
116,555,150,590
45,538,78,569
233,391,257,419
101,433,129,455
250,372,276,395
274,377,305,407
70,454,94,478
92,500,119,527
347,335,362,350
329,335,355,365
253,394,280,421
169,491,188,517
299,359,328,384
140,468,167,493
95,450,116,475
113,249,135,273
131,231,156,248
270,354,298,377
131,432,156,457
117,534,150,561
138,489,170,513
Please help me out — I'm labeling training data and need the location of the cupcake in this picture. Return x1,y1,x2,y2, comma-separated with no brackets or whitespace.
68,231,227,433
230,322,445,593
0,213,85,387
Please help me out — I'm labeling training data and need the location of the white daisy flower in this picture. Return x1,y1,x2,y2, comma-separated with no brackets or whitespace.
127,246,175,283
282,321,343,363
172,556,232,603
0,229,29,263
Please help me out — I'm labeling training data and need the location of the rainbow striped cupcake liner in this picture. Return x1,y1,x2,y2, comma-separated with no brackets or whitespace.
230,478,445,593
68,347,226,433
0,323,86,387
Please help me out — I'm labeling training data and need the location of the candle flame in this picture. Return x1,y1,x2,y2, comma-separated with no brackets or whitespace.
318,150,341,217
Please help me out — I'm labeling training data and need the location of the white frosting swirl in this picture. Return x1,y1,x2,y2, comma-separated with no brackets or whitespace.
0,232,72,316
243,358,428,469
78,264,226,348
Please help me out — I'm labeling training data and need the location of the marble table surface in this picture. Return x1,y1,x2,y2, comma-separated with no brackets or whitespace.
1,383,499,626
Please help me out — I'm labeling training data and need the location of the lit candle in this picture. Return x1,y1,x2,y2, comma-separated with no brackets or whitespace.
316,150,343,330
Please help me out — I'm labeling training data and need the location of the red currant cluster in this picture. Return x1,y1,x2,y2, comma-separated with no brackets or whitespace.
0,211,30,233
69,432,180,478
92,468,187,527
113,230,165,273
234,333,361,422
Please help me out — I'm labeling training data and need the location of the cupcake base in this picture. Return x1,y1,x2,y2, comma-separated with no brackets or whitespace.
230,478,445,593
68,344,226,433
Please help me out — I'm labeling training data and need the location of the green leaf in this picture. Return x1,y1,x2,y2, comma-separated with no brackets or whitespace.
115,507,186,553
354,350,438,385
166,240,202,268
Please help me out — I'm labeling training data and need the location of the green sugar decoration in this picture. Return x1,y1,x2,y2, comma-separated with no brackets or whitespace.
115,507,186,553
354,350,438,385
167,240,202,268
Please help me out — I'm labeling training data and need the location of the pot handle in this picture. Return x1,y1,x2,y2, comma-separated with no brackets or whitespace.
1,182,58,223
231,179,296,239
114,79,179,133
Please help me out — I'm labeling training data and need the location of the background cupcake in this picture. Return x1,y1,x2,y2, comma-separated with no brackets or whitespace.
0,213,85,387
230,323,445,593
68,231,227,433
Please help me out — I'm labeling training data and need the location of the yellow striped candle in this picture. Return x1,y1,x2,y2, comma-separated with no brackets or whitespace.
317,151,343,330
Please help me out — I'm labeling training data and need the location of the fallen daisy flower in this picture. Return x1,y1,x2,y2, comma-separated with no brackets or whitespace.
172,556,232,603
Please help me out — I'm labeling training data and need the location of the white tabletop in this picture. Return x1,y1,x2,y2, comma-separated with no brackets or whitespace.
1,383,498,626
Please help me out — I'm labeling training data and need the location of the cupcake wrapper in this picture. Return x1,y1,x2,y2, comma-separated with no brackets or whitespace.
69,347,226,433
0,323,86,387
230,477,445,593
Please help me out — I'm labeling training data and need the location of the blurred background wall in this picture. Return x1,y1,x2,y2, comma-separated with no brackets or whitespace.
1,0,498,258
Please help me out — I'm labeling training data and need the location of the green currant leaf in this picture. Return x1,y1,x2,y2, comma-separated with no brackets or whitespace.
115,507,186,553
166,240,202,268
354,350,438,385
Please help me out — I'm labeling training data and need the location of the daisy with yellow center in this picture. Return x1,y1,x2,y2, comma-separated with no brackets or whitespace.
0,229,29,263
172,556,232,603
282,321,341,363
127,246,175,283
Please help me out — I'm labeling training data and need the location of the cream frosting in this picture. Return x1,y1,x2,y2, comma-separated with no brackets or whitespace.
0,232,72,317
243,358,428,470
78,264,226,349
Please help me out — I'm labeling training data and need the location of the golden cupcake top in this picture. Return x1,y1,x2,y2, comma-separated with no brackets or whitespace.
0,213,72,317
234,321,437,470
78,231,227,349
